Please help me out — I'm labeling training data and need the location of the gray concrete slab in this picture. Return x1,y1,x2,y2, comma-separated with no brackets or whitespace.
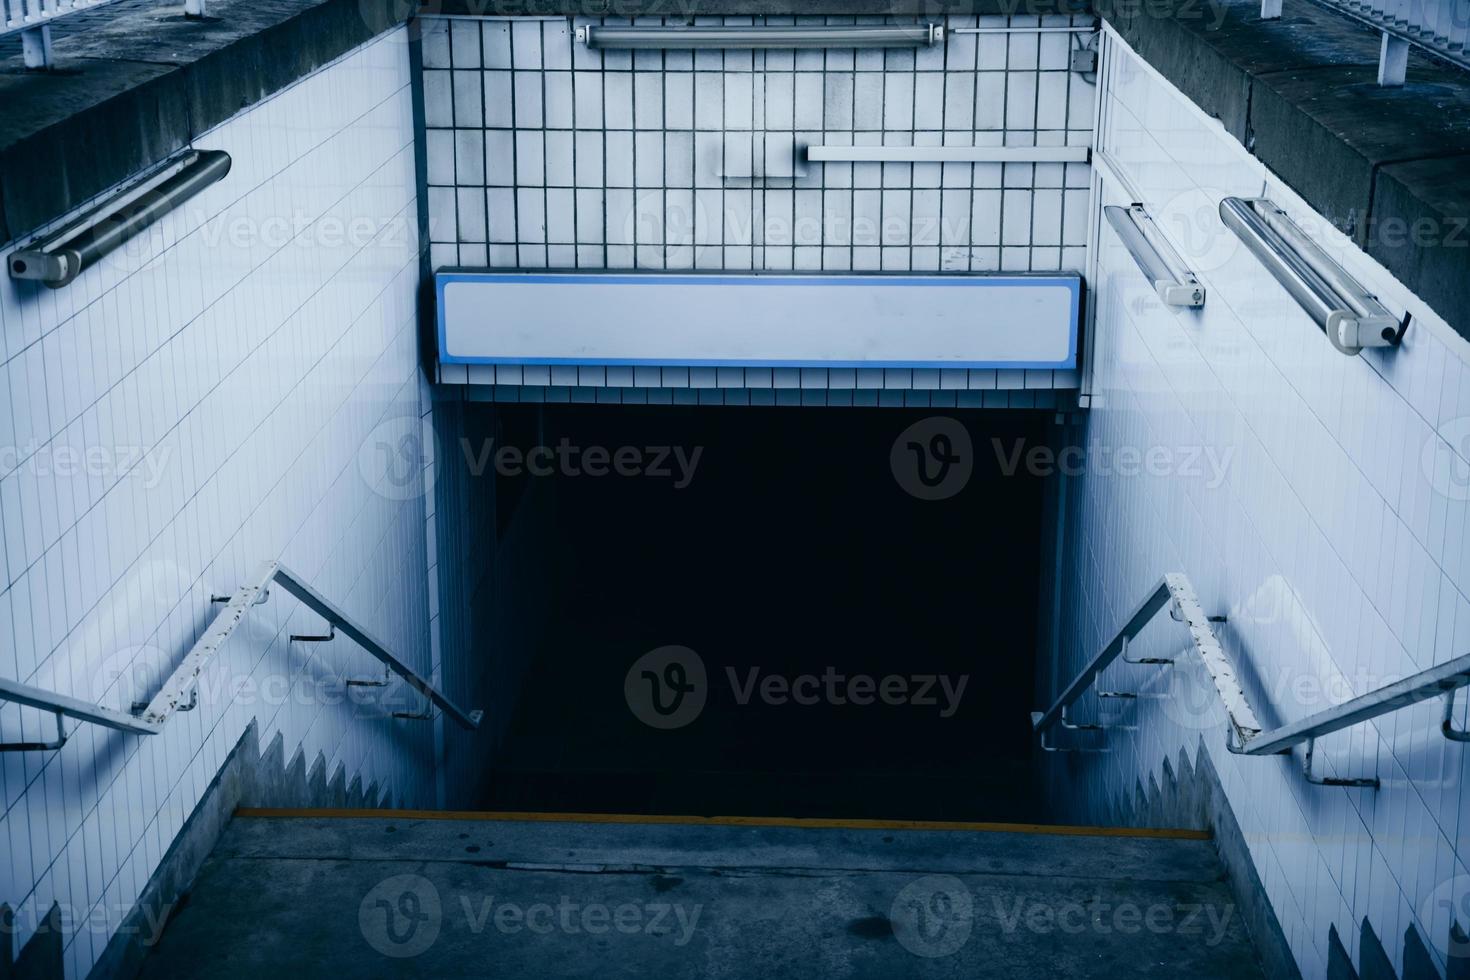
0,0,410,246
1107,0,1382,144
1369,154,1470,332
1248,64,1470,242
135,814,1265,979
213,814,1227,882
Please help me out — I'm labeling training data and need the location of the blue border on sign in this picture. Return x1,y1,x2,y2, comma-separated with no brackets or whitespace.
435,270,1080,371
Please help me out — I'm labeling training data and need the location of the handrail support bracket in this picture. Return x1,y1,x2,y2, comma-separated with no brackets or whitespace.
1442,687,1470,742
0,711,67,752
1302,737,1379,789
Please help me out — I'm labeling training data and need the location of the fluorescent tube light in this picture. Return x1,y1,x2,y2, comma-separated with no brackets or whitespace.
1104,204,1205,308
9,148,231,288
807,145,1089,164
1219,197,1399,355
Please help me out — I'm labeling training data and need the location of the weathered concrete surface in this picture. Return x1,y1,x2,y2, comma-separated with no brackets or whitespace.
81,723,393,980
1369,154,1470,328
1247,64,1470,242
1106,0,1381,143
134,814,1267,978
1049,742,1300,980
212,813,1225,881
1105,0,1470,342
0,0,412,246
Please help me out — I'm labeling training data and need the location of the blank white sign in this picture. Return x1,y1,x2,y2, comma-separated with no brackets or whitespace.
437,272,1079,369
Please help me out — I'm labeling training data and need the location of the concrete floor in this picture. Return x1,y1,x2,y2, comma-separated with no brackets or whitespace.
136,813,1267,979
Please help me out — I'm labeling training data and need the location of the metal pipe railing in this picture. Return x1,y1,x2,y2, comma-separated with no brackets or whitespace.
1,561,482,752
3,0,129,69
1227,650,1470,757
1035,573,1470,788
1294,0,1470,81
0,676,160,751
1031,574,1255,749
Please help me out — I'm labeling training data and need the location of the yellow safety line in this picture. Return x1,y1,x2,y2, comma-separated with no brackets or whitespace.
233,807,1211,840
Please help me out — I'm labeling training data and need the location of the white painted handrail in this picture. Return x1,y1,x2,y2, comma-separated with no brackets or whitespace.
1035,573,1470,789
0,561,482,751
1278,0,1470,84
1031,573,1258,748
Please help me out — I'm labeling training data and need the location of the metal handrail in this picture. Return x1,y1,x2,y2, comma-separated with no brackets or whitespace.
4,0,209,69
1,0,119,38
3,0,124,69
0,677,161,750
0,561,482,751
1033,573,1470,789
1299,0,1470,80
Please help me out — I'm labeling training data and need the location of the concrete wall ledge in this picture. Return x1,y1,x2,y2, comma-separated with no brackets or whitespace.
0,0,411,248
1106,0,1470,343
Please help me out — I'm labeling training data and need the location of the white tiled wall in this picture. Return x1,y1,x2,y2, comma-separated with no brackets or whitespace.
1045,28,1470,979
421,14,1093,395
451,375,1071,408
0,29,433,976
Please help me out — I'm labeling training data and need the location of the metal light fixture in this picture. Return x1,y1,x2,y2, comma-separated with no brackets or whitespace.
576,23,943,49
1219,197,1400,355
1104,204,1205,308
9,148,231,288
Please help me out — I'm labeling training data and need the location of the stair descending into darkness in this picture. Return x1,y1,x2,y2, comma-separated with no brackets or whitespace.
135,811,1268,978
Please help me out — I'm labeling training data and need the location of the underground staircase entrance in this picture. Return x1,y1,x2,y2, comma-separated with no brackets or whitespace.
128,406,1277,979
455,404,1053,822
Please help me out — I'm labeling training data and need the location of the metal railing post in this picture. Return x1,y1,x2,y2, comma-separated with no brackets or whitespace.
0,562,483,750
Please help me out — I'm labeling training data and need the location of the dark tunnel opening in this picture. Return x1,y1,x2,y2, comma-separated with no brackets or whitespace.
457,404,1054,822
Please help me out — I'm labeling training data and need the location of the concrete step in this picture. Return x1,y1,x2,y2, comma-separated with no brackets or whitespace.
136,812,1267,979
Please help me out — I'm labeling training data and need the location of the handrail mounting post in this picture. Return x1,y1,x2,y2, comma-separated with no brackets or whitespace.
0,711,67,752
1442,688,1470,743
1302,737,1379,789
